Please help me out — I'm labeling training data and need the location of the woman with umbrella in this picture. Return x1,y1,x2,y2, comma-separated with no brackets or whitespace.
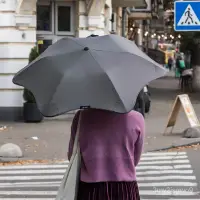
12,34,166,200
65,34,144,199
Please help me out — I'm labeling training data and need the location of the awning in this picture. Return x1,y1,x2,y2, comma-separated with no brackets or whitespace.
112,0,147,8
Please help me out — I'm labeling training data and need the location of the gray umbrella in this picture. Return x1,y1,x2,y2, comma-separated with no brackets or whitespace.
13,34,167,117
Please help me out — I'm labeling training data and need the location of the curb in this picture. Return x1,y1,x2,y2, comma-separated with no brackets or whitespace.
148,141,200,152
0,159,69,165
0,157,19,162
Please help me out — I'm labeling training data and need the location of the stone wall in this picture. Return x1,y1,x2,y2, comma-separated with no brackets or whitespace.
0,0,36,120
77,0,112,37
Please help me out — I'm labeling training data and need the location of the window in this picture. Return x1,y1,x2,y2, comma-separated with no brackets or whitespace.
37,1,74,36
58,6,71,32
56,2,74,35
37,2,53,32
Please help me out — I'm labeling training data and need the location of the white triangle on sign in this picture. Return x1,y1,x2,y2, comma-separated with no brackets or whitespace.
177,4,200,26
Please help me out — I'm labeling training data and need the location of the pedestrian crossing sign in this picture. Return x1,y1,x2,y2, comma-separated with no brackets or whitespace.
175,1,200,31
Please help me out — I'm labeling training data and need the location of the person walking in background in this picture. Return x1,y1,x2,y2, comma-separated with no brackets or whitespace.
176,55,185,75
68,109,145,200
176,55,188,90
176,55,182,76
168,56,173,71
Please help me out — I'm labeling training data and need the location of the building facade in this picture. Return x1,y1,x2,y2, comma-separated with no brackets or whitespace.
0,0,147,121
0,0,113,121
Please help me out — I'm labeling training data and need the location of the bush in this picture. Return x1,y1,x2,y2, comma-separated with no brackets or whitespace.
29,46,39,63
23,46,39,103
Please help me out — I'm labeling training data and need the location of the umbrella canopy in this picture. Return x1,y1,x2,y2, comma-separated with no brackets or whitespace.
13,34,167,117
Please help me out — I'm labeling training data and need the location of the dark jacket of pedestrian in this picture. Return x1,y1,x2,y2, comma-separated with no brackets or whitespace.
168,57,173,70
134,89,145,117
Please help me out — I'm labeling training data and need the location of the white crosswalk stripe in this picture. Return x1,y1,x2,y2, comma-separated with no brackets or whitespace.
138,152,200,199
0,152,199,199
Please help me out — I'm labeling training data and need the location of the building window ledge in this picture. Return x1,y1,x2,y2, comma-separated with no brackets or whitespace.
15,14,35,30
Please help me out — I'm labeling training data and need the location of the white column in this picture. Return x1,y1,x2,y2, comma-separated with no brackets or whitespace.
77,0,106,38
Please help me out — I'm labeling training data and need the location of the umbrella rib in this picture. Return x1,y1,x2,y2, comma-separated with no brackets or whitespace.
43,54,80,109
70,37,85,48
92,49,164,71
45,49,95,110
88,51,127,111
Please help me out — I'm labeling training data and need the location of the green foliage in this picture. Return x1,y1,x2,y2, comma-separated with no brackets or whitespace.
23,46,39,103
28,46,39,63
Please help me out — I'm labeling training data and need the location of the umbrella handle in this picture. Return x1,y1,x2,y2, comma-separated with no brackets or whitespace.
80,106,90,109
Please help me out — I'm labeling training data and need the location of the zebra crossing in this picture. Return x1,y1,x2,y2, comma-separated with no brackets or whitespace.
138,151,200,199
0,151,199,199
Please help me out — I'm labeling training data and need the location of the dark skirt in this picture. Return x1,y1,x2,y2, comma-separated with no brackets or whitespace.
77,181,140,200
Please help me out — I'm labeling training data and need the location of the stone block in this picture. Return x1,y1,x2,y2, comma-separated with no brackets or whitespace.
182,127,200,138
0,143,23,158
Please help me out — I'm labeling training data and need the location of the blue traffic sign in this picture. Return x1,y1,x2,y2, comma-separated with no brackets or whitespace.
175,1,200,31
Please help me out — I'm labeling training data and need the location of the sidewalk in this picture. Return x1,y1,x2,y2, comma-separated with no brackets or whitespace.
145,71,200,151
144,104,200,152
0,72,200,160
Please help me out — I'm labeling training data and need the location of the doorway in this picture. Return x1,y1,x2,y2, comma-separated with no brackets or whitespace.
36,0,75,52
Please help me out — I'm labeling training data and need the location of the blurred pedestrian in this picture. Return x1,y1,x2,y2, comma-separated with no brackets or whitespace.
168,56,173,71
176,55,185,75
68,109,145,200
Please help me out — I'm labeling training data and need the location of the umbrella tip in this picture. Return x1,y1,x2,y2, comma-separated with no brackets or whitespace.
84,47,89,51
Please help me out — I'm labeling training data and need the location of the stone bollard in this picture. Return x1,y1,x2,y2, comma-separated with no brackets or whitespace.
182,127,200,138
0,143,23,162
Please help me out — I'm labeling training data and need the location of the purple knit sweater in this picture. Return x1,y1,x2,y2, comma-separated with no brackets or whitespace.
68,109,145,183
